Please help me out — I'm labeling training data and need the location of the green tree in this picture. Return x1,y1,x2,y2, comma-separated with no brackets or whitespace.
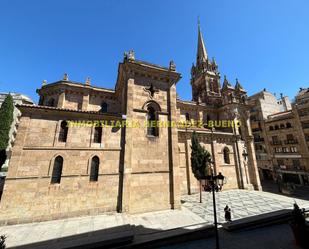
190,131,212,202
0,94,14,150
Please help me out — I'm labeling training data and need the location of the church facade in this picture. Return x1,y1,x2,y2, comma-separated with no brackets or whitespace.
0,26,261,225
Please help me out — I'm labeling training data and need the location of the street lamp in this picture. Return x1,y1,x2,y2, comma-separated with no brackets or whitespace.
204,165,225,249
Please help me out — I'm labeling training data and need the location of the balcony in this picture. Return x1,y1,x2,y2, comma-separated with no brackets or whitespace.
275,165,307,172
284,139,298,144
270,141,282,145
274,152,301,159
274,151,299,154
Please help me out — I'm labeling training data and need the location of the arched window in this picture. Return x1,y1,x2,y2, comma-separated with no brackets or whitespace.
58,121,68,142
147,106,158,136
93,126,102,143
185,113,190,121
100,102,108,113
275,125,279,130
286,122,292,128
47,98,55,107
269,126,274,131
223,147,230,164
51,156,63,184
90,156,99,182
280,123,285,129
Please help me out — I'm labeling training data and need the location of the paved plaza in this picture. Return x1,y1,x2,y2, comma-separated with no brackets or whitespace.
0,189,308,248
0,208,205,248
182,189,309,223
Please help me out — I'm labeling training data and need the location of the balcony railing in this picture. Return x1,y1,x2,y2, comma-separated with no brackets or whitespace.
270,141,282,145
274,151,298,154
284,139,298,144
275,165,307,171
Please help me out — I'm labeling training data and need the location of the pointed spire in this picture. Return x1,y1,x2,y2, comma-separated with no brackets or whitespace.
235,78,246,92
197,17,208,64
222,75,233,89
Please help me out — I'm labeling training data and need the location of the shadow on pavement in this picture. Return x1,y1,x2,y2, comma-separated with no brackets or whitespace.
10,222,214,249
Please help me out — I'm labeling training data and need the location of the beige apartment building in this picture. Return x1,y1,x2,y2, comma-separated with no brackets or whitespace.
249,88,309,185
0,25,261,225
295,88,309,150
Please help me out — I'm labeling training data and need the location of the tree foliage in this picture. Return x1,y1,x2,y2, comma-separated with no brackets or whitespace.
190,131,212,180
0,94,14,150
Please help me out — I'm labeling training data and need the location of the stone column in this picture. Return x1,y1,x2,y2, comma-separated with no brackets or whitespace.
198,108,203,123
121,77,134,213
82,93,89,111
184,136,191,195
246,135,262,190
211,132,218,174
167,83,181,209
57,90,65,108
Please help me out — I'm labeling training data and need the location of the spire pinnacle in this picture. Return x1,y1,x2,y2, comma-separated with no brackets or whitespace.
235,78,245,92
197,19,208,64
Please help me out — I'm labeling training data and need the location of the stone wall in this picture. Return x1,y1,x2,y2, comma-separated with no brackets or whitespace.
0,111,122,224
119,61,181,213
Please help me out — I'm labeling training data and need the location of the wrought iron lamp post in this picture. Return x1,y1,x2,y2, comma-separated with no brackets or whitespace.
204,165,225,249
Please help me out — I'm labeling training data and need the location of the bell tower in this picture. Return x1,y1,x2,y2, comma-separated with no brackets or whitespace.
191,21,221,106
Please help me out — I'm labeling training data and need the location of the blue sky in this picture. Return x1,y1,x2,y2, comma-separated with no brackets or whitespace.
0,0,308,103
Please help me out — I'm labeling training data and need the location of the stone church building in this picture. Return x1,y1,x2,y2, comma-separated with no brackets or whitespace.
0,25,261,224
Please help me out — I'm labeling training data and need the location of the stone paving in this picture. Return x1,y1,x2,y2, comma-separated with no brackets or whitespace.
0,208,205,248
182,189,309,223
0,189,308,248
